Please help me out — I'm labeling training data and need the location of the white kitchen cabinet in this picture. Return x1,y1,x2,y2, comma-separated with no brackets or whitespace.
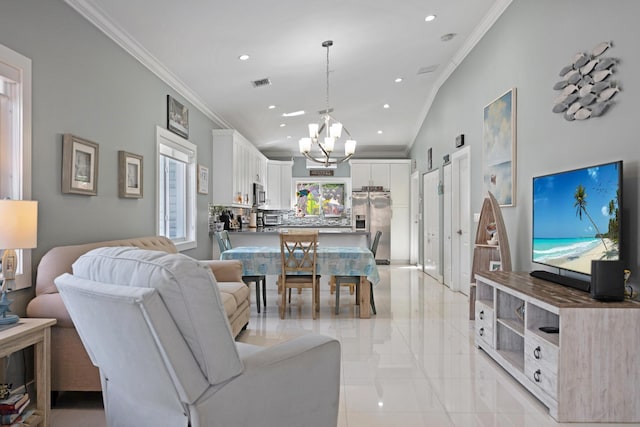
280,160,292,209
266,162,280,208
390,206,410,263
265,160,292,209
350,160,390,190
350,163,371,191
212,129,267,207
389,162,410,206
252,149,267,186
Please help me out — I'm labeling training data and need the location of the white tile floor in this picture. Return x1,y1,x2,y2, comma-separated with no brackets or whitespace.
51,266,638,426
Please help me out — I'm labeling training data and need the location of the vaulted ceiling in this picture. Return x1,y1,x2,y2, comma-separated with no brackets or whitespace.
67,0,509,159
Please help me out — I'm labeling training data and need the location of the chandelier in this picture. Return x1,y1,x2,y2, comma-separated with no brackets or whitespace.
299,40,356,167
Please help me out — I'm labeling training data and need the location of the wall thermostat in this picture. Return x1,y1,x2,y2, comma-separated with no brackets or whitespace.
455,134,464,148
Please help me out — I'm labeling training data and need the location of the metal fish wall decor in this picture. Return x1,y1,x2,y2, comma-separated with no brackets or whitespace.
552,41,619,121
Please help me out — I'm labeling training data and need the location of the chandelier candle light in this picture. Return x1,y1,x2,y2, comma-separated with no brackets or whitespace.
299,40,356,167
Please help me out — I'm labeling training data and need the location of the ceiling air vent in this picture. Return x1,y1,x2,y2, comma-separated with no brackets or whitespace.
251,78,272,88
417,64,439,75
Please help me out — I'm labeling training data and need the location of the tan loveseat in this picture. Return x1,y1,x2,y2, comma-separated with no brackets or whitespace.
26,236,250,393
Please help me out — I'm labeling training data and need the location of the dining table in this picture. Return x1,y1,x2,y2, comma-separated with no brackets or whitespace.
220,246,380,318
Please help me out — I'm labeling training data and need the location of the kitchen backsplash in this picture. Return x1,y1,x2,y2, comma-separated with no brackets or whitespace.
209,204,351,232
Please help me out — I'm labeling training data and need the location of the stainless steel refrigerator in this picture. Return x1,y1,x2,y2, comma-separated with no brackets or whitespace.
352,191,391,264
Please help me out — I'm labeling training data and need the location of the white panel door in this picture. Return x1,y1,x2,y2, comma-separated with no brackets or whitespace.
451,147,471,294
410,171,419,265
443,164,452,287
422,169,440,281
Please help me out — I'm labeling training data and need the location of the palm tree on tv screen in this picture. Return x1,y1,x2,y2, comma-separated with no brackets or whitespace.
573,184,608,250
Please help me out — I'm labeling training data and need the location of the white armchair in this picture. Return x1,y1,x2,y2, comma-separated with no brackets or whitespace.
55,247,340,427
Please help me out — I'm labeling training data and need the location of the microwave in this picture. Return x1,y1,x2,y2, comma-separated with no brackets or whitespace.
263,213,282,226
253,183,265,207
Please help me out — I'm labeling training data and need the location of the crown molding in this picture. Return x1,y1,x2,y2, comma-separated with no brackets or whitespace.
410,0,513,150
65,0,232,129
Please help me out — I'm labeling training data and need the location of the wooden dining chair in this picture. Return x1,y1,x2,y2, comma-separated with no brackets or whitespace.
215,230,267,314
333,231,381,315
279,230,321,319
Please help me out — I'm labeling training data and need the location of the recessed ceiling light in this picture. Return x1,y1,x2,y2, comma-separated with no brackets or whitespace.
238,54,250,61
377,130,383,134
268,105,276,109
425,14,436,22
383,104,390,109
286,136,292,139
279,123,286,127
394,77,403,83
281,110,305,117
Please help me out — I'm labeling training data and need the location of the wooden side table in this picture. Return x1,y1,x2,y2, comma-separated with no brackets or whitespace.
0,318,56,426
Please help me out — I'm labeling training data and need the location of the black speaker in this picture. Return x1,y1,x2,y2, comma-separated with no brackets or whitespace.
590,260,624,301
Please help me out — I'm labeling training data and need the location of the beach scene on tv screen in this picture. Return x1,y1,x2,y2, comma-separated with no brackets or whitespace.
533,162,620,275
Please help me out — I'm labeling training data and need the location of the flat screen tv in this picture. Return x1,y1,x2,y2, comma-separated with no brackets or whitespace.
532,161,622,289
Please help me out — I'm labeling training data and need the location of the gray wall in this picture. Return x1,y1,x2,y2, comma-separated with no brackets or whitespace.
0,0,218,313
410,0,639,288
292,156,351,177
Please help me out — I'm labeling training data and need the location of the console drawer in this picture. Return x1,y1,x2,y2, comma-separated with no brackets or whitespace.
475,304,494,348
525,333,559,373
525,333,558,399
525,354,558,400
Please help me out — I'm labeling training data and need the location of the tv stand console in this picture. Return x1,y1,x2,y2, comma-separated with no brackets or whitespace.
475,271,640,423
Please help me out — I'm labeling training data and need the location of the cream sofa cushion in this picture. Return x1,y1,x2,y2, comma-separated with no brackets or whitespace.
71,246,243,385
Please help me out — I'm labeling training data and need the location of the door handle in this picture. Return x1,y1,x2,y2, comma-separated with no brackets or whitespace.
456,229,462,235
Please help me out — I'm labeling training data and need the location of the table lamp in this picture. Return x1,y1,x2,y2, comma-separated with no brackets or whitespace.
0,200,38,325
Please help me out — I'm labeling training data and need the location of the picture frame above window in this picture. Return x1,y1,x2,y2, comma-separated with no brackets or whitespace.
167,95,189,139
118,151,143,198
198,164,209,195
62,134,99,196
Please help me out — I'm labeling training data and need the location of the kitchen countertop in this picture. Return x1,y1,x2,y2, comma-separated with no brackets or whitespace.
210,226,368,235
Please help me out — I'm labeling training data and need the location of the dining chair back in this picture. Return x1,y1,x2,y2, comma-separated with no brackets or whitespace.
215,230,233,253
215,230,266,313
279,230,321,319
370,230,382,257
333,230,382,315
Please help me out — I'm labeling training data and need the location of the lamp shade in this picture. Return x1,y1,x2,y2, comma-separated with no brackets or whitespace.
323,137,335,153
329,123,343,139
0,200,38,249
345,139,357,156
299,138,312,154
308,124,319,139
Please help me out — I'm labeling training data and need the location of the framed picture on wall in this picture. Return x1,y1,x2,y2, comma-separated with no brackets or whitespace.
198,164,209,195
118,151,143,198
167,95,189,139
483,88,516,207
62,134,99,196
